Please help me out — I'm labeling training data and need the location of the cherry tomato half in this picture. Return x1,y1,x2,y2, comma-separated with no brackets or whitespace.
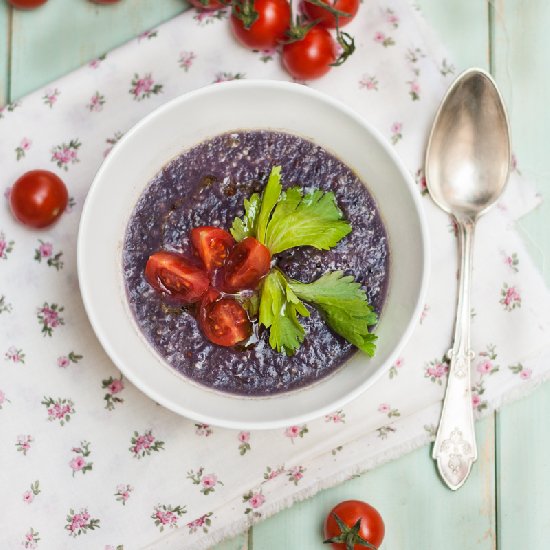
188,0,225,9
324,500,385,550
198,289,252,346
282,26,337,80
7,0,48,9
222,237,271,293
302,0,359,29
231,0,291,50
144,251,210,304
9,170,68,229
191,226,235,273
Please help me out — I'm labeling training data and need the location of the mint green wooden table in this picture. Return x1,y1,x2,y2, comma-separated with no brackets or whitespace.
2,1,548,548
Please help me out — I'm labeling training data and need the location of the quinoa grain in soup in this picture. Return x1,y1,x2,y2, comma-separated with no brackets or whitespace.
123,131,389,396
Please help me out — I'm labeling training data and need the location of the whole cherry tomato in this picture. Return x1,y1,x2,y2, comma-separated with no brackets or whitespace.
9,170,68,228
7,0,48,9
231,0,291,50
282,26,337,80
144,251,210,304
188,0,226,9
324,500,385,550
191,226,235,273
198,289,252,346
302,0,359,28
222,237,271,292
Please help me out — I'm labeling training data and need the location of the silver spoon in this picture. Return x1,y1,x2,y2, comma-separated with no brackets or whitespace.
425,68,511,490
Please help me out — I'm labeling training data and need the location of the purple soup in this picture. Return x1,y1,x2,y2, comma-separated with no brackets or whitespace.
123,130,389,396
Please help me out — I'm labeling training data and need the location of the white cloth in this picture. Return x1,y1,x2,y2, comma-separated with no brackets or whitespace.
1,2,550,549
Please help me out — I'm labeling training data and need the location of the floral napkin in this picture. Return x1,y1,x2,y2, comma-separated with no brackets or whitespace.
2,1,550,549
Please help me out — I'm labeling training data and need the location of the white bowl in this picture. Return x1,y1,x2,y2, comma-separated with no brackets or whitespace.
78,80,429,430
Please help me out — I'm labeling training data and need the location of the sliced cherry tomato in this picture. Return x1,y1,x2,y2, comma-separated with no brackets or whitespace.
324,500,385,550
144,251,209,304
222,237,271,293
191,226,235,273
282,26,337,80
189,0,225,9
231,0,291,50
9,170,68,228
198,289,252,346
302,0,359,29
8,0,48,8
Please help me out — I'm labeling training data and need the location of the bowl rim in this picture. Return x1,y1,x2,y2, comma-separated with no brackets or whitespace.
77,79,430,429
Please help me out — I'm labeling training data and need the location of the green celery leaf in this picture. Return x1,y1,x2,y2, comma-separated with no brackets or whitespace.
230,193,261,241
259,269,309,356
265,188,352,254
241,293,260,318
289,271,378,357
265,186,302,228
256,166,282,245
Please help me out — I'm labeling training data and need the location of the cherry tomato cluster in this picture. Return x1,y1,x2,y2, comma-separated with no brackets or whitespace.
8,0,357,80
195,0,359,80
145,227,271,347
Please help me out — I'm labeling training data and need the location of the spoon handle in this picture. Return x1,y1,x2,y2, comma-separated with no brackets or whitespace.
432,219,478,490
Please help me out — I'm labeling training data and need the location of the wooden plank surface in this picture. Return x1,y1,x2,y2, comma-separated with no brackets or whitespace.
496,384,550,548
493,0,550,548
415,0,490,70
9,0,186,99
0,1,9,103
492,0,550,282
253,418,496,549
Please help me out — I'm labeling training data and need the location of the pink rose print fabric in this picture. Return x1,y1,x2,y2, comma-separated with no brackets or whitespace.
129,429,164,458
22,481,40,504
41,397,75,425
21,528,39,549
64,508,100,537
42,88,60,107
87,91,106,112
187,512,213,534
15,435,33,455
284,425,308,441
187,468,224,495
325,410,346,423
15,137,32,160
0,231,15,259
102,375,125,410
238,430,251,454
36,303,64,336
243,490,266,517
69,441,93,476
114,484,133,506
50,139,81,170
151,504,186,532
2,1,550,549
34,240,64,270
129,73,163,101
195,423,214,437
0,389,9,409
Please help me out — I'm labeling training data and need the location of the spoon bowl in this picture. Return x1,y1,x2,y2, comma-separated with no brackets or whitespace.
426,69,511,221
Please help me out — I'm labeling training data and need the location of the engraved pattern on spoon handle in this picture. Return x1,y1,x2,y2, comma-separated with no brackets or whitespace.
432,219,478,490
